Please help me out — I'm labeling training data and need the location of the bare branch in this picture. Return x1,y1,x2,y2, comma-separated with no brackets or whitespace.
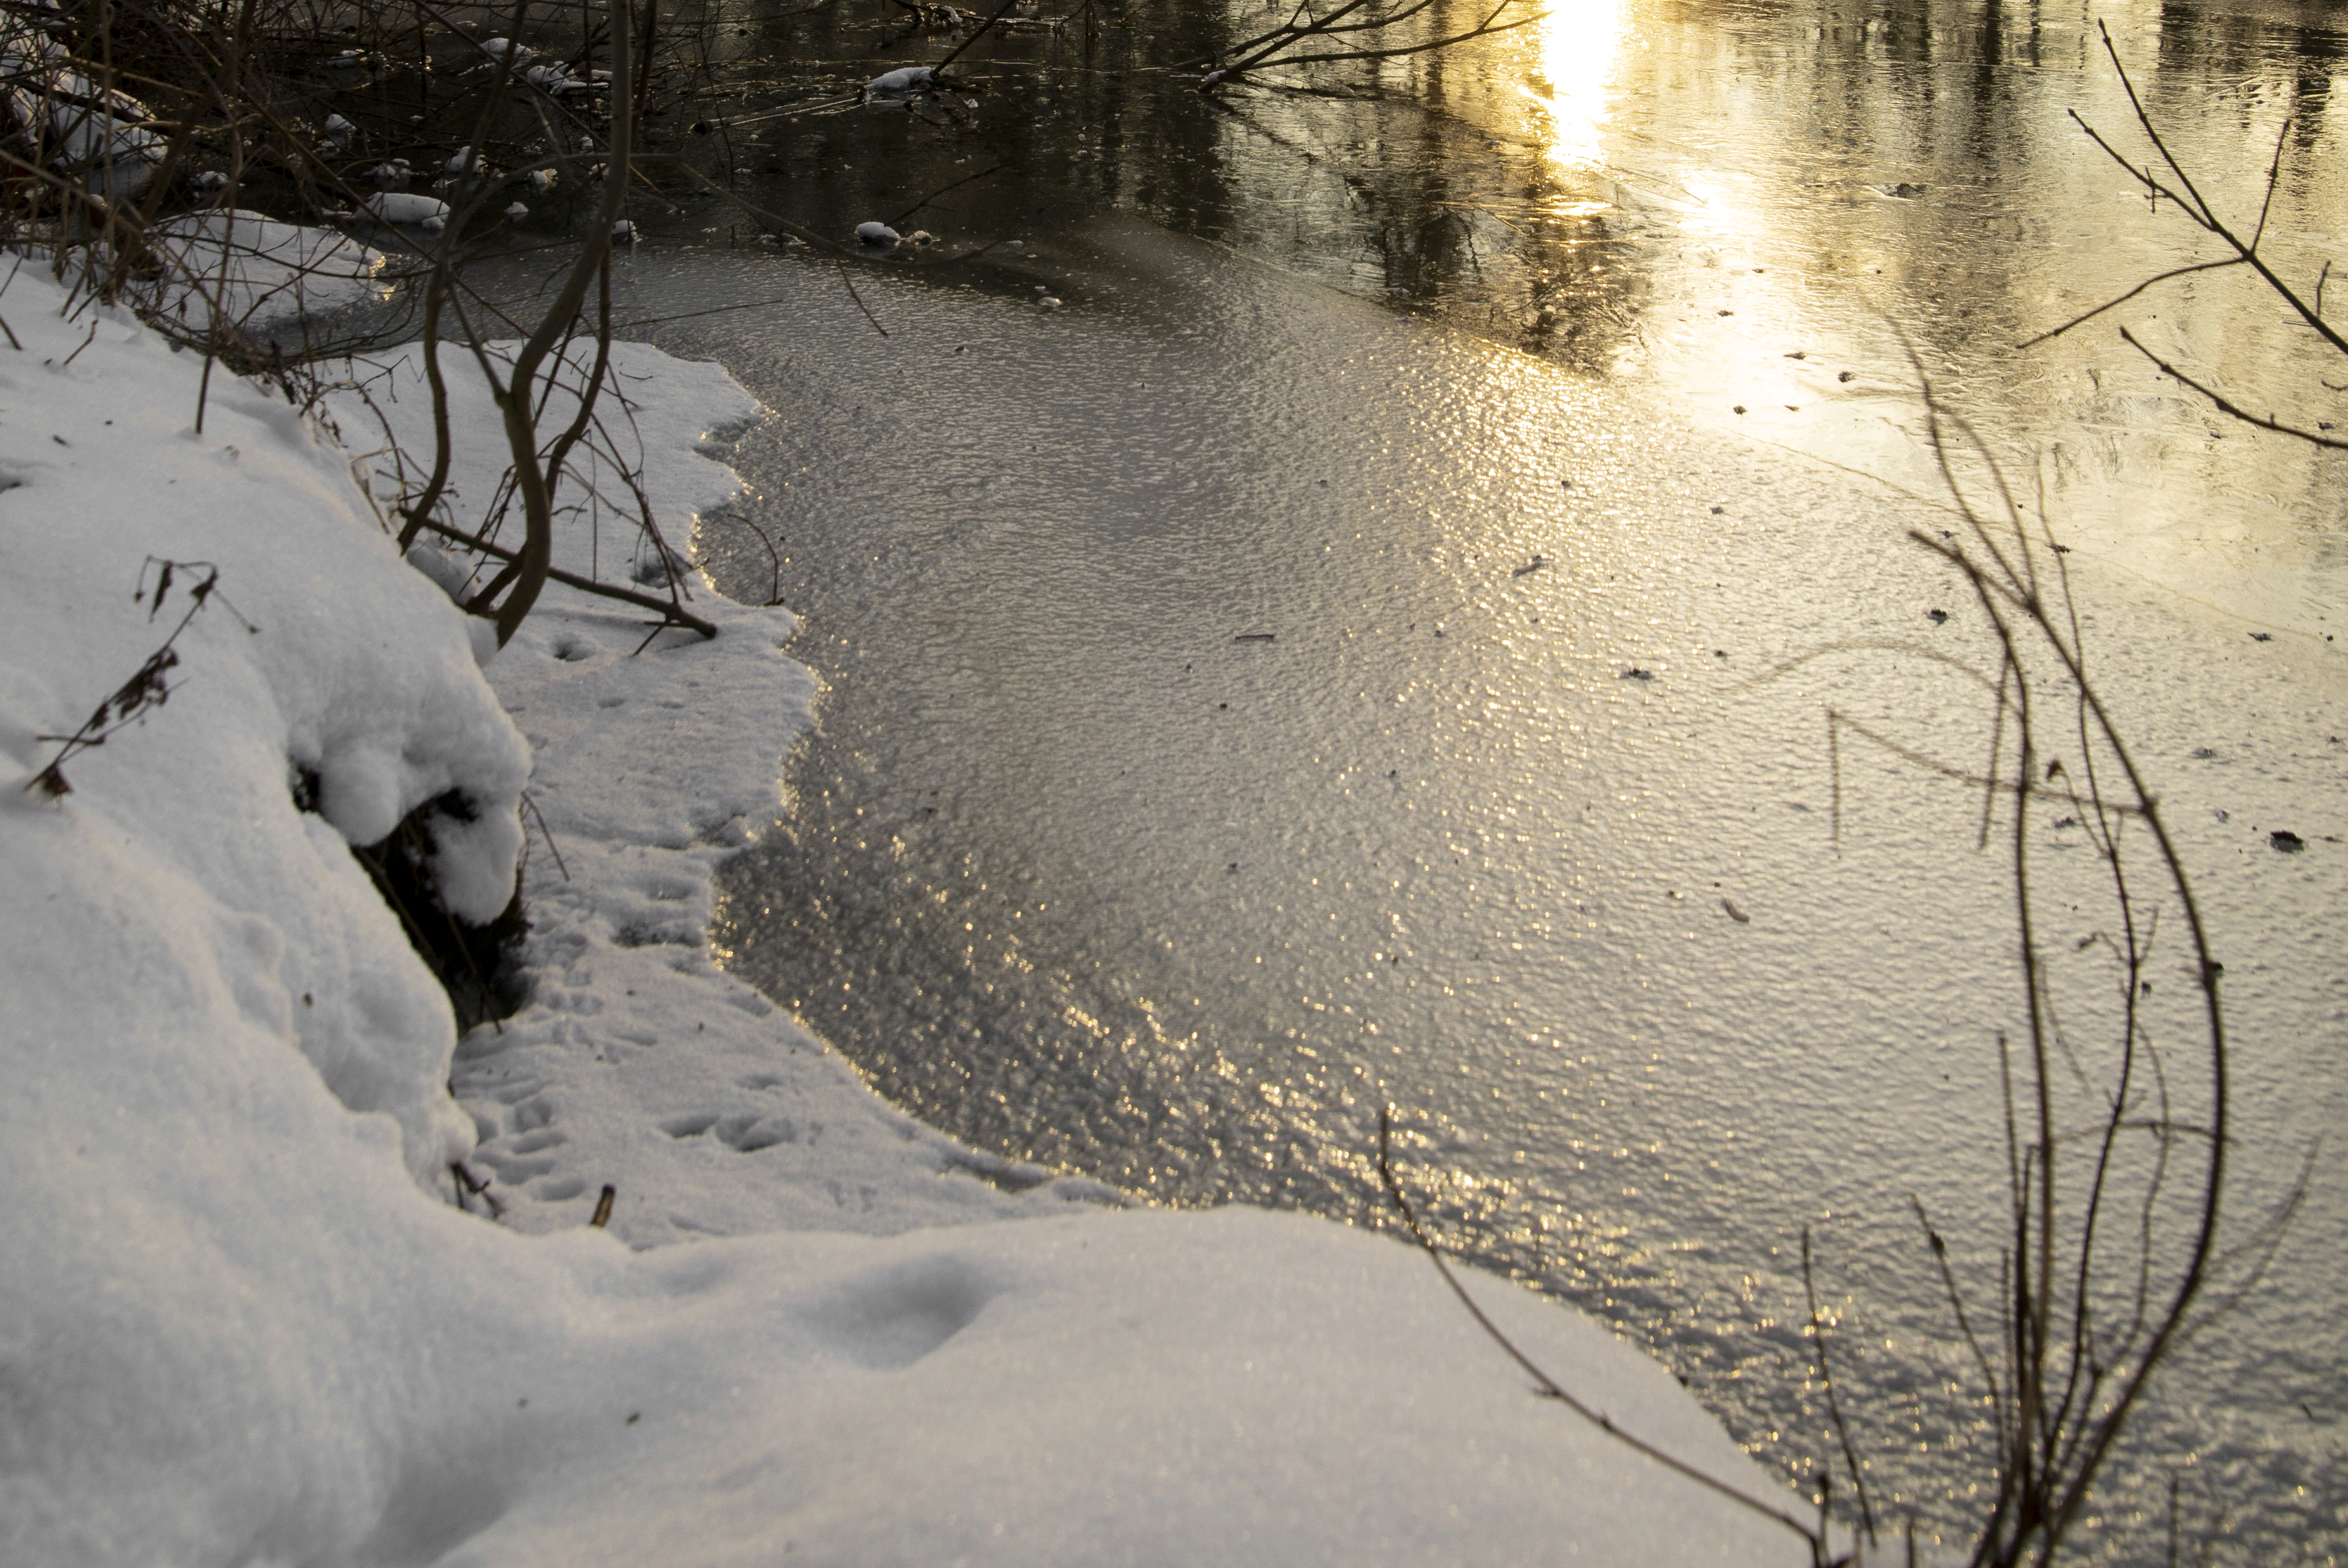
2118,327,2348,451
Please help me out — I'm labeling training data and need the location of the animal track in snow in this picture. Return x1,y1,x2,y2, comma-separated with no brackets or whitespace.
714,1113,793,1153
661,1110,793,1150
800,1254,994,1369
475,1150,557,1182
613,923,696,949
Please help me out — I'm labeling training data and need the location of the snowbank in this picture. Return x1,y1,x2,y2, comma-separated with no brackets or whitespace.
0,269,520,1180
1,256,1810,1566
327,330,1116,1241
135,210,393,336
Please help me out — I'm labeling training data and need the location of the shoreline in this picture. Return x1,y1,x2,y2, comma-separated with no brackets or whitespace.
628,226,2348,1560
342,323,1121,1242
1,242,1815,1565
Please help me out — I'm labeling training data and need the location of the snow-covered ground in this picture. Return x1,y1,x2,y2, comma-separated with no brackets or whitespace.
1,252,1817,1564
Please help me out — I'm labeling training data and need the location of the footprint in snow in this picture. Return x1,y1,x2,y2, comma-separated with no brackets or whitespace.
799,1254,994,1369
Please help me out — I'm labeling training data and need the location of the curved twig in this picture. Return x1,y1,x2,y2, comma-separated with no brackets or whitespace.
1375,1107,1828,1556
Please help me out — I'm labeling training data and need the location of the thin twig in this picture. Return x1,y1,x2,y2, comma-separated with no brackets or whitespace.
1375,1106,1825,1553
832,256,889,337
2117,327,2348,451
1803,1227,1878,1544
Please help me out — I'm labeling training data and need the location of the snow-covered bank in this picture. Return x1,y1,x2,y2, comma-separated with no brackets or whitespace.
330,328,1111,1242
1,257,1809,1565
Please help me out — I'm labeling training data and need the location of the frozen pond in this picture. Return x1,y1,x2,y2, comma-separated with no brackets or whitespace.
571,0,2348,1557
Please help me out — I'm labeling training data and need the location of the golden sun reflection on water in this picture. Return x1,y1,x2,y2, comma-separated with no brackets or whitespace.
1532,0,1628,169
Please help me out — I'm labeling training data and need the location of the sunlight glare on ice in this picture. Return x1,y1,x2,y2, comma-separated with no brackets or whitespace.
1533,0,1626,170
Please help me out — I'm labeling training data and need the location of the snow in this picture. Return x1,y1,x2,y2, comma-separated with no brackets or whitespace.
523,62,594,96
362,192,451,233
862,65,938,103
0,14,164,197
1,249,1811,1565
131,210,391,336
0,268,519,1184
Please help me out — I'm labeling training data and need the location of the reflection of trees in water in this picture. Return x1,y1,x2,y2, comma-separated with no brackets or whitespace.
649,0,2348,410
2151,0,2348,215
1201,88,1649,361
2160,0,2348,98
1358,204,1648,366
650,0,1655,368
